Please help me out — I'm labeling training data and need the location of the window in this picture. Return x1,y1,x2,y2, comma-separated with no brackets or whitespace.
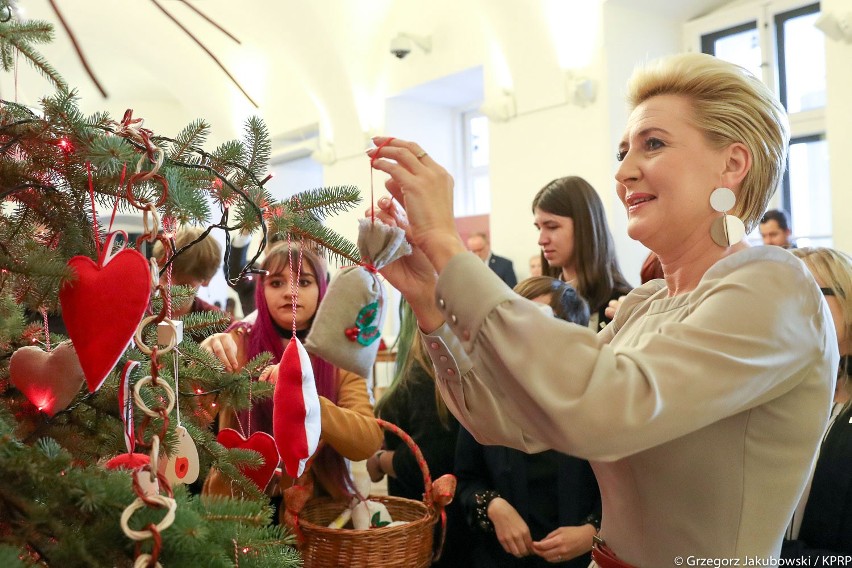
456,111,491,217
686,1,827,245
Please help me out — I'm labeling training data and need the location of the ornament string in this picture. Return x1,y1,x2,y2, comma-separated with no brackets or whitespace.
41,309,50,352
107,163,128,234
86,162,101,255
368,137,395,224
286,232,304,339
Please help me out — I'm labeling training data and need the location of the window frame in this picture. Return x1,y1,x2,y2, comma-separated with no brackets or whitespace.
684,0,826,241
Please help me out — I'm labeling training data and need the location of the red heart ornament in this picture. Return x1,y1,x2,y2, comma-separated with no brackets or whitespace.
59,243,150,393
216,428,280,492
9,342,85,416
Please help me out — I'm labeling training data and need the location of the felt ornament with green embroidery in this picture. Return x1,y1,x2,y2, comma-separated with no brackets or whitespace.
306,218,410,378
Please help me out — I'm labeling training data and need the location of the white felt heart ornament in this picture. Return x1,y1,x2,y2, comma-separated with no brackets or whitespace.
9,342,85,416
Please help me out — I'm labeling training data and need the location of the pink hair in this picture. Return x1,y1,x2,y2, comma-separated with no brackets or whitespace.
230,242,352,495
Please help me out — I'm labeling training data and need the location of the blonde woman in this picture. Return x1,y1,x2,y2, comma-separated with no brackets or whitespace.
368,53,836,564
783,247,852,559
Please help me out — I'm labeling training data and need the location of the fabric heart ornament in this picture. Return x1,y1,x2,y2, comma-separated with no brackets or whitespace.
305,218,411,377
273,336,321,479
59,232,151,392
216,428,280,492
9,342,85,416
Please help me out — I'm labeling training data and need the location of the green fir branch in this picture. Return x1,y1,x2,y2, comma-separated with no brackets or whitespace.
169,119,210,162
0,20,66,91
285,214,361,266
286,185,362,220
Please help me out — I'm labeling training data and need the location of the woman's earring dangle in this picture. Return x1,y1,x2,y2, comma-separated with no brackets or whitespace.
709,187,746,247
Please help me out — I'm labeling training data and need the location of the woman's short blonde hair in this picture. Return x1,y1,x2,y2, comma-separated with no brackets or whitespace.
626,53,790,233
792,247,852,342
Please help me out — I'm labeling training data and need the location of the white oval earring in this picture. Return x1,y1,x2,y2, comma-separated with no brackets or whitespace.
709,187,745,247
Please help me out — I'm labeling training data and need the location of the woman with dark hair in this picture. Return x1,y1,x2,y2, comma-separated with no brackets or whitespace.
367,300,471,566
201,242,382,521
532,176,632,330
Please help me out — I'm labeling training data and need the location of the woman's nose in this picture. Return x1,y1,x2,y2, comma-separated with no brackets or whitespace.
615,153,639,186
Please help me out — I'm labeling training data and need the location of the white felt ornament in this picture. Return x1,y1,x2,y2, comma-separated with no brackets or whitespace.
9,342,85,416
305,218,411,378
160,425,200,486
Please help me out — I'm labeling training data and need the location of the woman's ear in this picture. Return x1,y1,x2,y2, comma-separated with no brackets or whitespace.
722,142,752,189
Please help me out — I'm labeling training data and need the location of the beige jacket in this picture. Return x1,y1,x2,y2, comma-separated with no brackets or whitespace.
423,247,836,565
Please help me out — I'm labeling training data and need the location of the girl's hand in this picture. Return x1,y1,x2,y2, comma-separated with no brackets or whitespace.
200,332,240,372
368,137,466,273
258,365,277,384
488,497,534,558
604,295,626,321
531,524,597,563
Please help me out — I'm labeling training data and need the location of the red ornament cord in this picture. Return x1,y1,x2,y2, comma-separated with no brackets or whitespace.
368,137,395,224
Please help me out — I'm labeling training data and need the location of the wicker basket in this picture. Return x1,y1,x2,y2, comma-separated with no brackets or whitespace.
295,418,439,567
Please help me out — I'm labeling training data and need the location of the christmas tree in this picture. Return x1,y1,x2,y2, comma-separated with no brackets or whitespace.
0,10,362,568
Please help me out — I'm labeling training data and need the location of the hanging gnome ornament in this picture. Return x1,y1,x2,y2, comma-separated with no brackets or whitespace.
273,247,322,479
305,217,411,378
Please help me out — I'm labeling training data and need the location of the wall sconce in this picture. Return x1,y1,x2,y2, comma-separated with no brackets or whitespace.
311,139,337,165
389,33,432,59
566,73,597,107
479,90,517,123
814,12,852,43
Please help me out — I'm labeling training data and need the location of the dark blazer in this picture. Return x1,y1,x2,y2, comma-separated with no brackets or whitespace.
456,426,600,567
782,403,852,558
489,254,518,288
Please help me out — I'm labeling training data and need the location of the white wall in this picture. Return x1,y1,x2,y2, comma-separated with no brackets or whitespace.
823,0,852,251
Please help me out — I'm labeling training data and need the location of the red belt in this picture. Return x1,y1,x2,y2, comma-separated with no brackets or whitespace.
591,536,638,568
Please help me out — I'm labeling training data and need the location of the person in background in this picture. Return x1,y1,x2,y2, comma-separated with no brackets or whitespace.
532,176,632,330
782,247,852,559
759,209,796,248
456,276,600,567
467,231,518,288
529,254,543,277
368,52,836,564
152,226,228,318
152,226,231,343
367,300,471,566
201,242,382,523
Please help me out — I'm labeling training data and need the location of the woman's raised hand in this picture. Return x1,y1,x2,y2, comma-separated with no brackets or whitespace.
370,196,446,333
367,137,466,273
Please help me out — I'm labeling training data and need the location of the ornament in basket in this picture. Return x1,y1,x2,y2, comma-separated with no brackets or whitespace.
284,418,455,568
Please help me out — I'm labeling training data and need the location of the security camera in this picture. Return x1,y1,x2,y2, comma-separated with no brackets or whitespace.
390,35,412,59
389,33,432,59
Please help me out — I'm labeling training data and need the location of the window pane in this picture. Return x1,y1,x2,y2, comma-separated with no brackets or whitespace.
471,175,491,216
470,115,489,168
780,11,825,113
705,25,762,79
788,138,830,241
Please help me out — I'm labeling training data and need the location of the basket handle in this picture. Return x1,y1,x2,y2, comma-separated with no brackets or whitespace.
376,418,433,507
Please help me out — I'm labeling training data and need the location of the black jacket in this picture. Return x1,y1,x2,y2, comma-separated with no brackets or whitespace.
456,426,600,567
